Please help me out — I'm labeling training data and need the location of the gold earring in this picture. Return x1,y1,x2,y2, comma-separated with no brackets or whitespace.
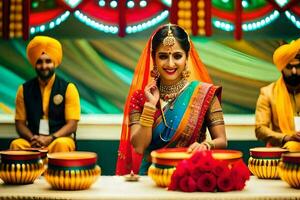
151,66,160,80
182,65,190,80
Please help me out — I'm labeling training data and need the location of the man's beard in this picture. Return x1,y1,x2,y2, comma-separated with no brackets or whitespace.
35,68,55,81
283,74,300,87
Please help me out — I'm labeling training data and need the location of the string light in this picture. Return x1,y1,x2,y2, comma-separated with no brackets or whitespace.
139,0,147,7
30,11,70,34
275,0,288,7
285,11,300,29
242,10,279,31
161,0,171,7
98,0,105,7
213,19,234,31
126,10,169,34
64,0,82,8
74,10,118,34
110,1,117,8
213,10,279,32
127,1,134,8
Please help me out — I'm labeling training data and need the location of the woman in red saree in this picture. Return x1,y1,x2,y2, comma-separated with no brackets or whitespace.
116,24,227,175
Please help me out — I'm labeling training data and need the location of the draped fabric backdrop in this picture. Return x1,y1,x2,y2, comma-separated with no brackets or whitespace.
0,39,281,114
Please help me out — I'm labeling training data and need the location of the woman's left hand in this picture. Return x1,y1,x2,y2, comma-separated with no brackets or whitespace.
187,142,209,153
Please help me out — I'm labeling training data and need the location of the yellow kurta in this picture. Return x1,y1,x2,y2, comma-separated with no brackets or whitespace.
255,82,300,151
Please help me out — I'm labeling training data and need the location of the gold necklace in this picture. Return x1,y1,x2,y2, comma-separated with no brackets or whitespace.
159,78,187,102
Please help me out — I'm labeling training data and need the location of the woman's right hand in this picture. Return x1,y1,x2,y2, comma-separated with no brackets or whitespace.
144,80,160,106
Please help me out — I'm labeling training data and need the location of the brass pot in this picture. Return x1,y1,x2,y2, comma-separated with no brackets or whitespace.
44,151,101,190
248,147,288,179
0,150,43,184
278,152,300,188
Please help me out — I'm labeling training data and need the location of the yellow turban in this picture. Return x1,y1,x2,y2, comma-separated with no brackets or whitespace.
26,36,62,67
273,38,300,71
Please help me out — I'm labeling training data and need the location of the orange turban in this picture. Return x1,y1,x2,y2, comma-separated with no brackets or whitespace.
26,36,62,67
273,38,300,71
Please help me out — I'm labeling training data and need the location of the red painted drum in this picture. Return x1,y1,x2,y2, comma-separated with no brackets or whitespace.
248,147,288,179
0,150,43,184
44,151,101,190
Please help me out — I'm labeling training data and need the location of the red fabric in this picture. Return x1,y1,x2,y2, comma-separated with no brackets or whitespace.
129,90,146,113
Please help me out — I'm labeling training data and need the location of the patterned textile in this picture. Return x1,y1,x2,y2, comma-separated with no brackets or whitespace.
128,81,223,174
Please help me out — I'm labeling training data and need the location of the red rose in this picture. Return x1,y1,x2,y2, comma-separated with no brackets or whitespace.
234,179,246,191
212,161,230,177
179,176,197,192
196,173,217,192
168,172,180,191
217,174,234,192
195,152,215,172
169,159,191,191
189,150,207,165
231,160,250,181
175,160,190,177
191,165,205,180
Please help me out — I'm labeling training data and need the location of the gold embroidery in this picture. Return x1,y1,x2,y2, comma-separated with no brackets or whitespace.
129,112,141,125
162,24,176,48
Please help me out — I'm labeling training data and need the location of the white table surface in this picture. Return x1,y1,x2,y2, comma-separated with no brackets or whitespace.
0,176,299,200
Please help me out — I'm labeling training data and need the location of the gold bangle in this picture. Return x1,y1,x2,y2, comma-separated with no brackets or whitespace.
203,141,215,150
139,104,156,127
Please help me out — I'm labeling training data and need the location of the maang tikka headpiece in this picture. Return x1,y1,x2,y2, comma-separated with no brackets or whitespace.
163,24,176,47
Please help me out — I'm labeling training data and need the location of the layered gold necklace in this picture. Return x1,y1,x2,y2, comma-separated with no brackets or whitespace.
159,78,187,102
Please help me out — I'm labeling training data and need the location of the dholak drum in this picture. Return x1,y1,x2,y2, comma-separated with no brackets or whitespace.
0,150,43,184
248,147,288,179
44,151,101,190
279,152,300,188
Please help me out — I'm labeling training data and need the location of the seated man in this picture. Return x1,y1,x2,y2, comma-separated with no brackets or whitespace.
10,36,80,153
255,39,300,152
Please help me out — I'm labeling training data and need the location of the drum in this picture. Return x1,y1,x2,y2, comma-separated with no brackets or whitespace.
248,147,288,179
22,148,48,172
44,151,101,190
148,148,189,187
278,152,300,188
0,150,44,184
148,148,243,187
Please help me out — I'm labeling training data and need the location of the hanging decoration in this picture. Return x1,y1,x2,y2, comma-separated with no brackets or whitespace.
211,0,300,39
0,0,30,40
29,0,169,37
1,0,299,40
170,0,212,36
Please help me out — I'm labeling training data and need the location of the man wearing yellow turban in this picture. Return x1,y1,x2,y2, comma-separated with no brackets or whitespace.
255,39,300,152
10,36,80,153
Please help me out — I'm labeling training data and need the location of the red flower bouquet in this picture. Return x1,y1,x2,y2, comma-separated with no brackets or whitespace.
168,150,250,192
